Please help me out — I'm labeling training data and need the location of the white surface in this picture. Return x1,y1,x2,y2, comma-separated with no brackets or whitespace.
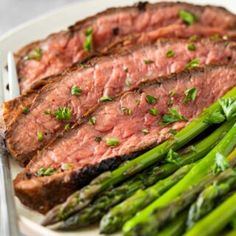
1,0,236,235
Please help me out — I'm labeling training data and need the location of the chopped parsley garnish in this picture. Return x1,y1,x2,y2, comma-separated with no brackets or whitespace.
88,116,96,125
179,10,197,25
121,107,132,116
149,108,158,116
142,128,149,135
204,110,226,125
83,27,93,52
146,95,157,104
61,163,73,171
185,58,200,69
99,96,113,102
219,98,236,120
187,43,196,51
64,124,71,131
144,59,154,64
213,153,229,174
189,35,198,42
184,87,197,104
22,106,29,114
166,49,175,58
54,107,72,121
166,149,181,164
37,131,44,142
95,136,102,143
71,85,82,96
169,128,177,135
36,167,57,177
106,137,120,147
162,107,188,124
24,48,43,61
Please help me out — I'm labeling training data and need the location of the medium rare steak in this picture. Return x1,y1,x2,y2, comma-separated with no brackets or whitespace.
4,39,236,166
14,64,236,213
16,1,236,93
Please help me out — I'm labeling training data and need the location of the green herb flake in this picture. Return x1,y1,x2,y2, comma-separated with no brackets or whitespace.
36,167,57,177
88,116,96,125
189,35,198,42
145,95,158,105
121,107,132,116
54,107,72,121
22,106,29,114
95,136,102,143
162,107,188,124
99,96,113,102
179,10,197,25
184,87,197,104
142,128,149,135
25,48,43,61
169,128,177,135
37,131,44,142
204,110,226,125
166,149,181,164
83,27,93,52
185,58,200,69
219,98,236,120
166,49,175,58
61,163,73,171
213,153,230,174
106,137,120,147
144,59,154,65
64,124,71,131
149,108,158,116
71,85,82,96
187,43,196,51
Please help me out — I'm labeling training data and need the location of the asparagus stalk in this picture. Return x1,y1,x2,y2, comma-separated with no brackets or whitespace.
123,120,236,236
55,120,232,231
186,193,236,236
99,164,193,234
157,211,188,236
43,87,236,226
125,168,236,236
187,174,236,229
98,120,235,234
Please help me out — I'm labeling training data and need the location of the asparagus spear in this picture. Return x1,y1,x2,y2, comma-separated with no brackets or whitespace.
98,120,235,233
125,168,236,236
55,120,232,231
187,174,236,229
43,87,236,226
157,211,188,236
123,121,236,236
99,164,193,234
186,193,236,236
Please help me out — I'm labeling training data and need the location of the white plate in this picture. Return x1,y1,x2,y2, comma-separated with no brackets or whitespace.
1,0,236,235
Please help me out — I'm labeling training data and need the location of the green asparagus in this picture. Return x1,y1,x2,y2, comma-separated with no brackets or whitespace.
55,120,232,230
157,211,188,236
186,193,236,236
43,86,236,226
100,164,193,234
187,174,236,229
124,168,236,236
123,120,236,235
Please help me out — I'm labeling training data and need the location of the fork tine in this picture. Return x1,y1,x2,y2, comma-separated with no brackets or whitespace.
7,52,20,98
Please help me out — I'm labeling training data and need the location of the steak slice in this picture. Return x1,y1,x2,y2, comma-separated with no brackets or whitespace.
16,1,236,93
5,39,236,166
14,64,236,213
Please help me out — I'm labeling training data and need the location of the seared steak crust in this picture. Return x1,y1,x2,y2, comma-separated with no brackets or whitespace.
5,39,236,166
16,1,236,93
14,65,236,213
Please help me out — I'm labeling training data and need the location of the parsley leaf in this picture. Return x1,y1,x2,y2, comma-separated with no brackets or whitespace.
219,98,236,120
179,10,197,25
187,43,196,51
166,149,181,164
166,49,175,58
162,107,188,124
146,95,158,104
83,27,93,52
54,107,72,121
149,108,159,116
106,137,120,147
204,110,225,125
37,131,43,142
24,48,43,61
184,87,197,104
36,167,57,177
71,85,82,96
185,58,200,69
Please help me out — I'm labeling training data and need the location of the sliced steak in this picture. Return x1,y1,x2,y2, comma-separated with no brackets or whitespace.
5,39,236,166
14,64,236,213
16,1,236,93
